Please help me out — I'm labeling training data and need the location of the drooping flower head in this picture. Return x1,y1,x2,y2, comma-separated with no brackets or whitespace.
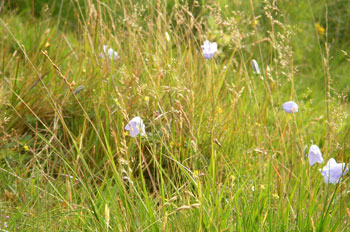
251,59,260,75
308,145,324,166
125,117,146,137
282,101,298,113
201,40,217,59
100,45,119,61
319,158,348,184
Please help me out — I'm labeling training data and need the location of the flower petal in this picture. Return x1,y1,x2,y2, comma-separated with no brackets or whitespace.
210,42,218,53
308,145,323,166
202,40,217,59
202,40,211,51
103,45,108,53
320,158,348,184
113,51,119,60
282,101,298,113
125,117,145,137
251,59,260,75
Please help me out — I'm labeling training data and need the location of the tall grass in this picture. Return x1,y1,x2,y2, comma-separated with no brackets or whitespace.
0,0,350,231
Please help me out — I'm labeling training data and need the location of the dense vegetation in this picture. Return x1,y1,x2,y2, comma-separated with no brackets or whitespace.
1,0,350,231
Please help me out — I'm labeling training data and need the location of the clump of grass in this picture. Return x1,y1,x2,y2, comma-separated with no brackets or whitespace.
0,0,350,231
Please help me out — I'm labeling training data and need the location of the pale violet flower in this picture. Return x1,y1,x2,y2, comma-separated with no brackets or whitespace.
319,158,348,184
251,59,260,75
125,117,146,137
201,40,217,59
308,145,324,166
100,45,118,61
282,101,298,113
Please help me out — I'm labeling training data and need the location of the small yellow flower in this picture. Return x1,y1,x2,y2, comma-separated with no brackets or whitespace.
23,145,29,151
230,175,236,182
124,131,129,136
82,68,86,73
272,193,279,199
44,42,50,48
260,185,265,190
251,19,258,28
144,96,150,103
315,23,325,36
193,170,199,178
216,107,223,115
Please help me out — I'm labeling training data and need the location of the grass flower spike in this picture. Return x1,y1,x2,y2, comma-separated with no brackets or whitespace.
100,45,119,61
319,158,348,184
251,59,260,74
125,117,146,137
282,101,298,113
201,40,217,59
308,145,324,166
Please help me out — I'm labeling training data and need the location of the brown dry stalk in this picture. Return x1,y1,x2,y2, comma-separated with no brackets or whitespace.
41,50,74,91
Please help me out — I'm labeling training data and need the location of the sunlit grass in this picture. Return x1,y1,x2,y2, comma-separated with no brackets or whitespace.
0,0,350,231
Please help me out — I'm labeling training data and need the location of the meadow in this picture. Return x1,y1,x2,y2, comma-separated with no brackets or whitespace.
1,0,350,231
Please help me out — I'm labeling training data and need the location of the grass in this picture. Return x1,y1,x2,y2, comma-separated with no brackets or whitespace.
1,0,350,231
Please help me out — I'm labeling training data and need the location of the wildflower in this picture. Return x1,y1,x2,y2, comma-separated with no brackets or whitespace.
272,193,279,199
216,106,223,115
100,45,119,61
251,19,258,28
125,117,146,137
320,158,348,184
144,96,150,103
193,170,199,178
44,41,50,48
251,59,260,75
315,23,325,36
0,212,9,228
260,185,265,190
23,145,29,151
201,40,217,59
73,85,84,95
282,101,298,113
308,145,324,166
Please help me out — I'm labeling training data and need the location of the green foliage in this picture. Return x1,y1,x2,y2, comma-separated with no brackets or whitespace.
0,0,350,231
319,0,350,47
